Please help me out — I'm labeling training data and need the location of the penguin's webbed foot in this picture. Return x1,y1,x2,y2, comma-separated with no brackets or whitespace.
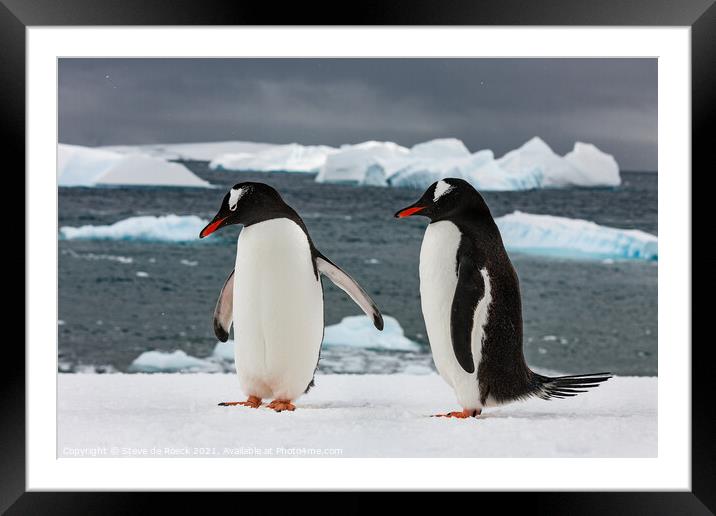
432,408,481,419
267,399,296,412
218,395,262,408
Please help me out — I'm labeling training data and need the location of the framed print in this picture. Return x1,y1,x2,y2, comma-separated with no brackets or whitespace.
4,0,711,511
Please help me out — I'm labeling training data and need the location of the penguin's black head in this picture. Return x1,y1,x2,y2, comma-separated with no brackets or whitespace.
394,178,489,222
199,182,289,238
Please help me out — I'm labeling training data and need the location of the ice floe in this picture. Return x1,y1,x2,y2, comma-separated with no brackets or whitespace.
59,215,208,242
315,141,410,184
322,315,421,351
496,211,657,260
58,212,657,261
89,136,621,191
102,141,276,162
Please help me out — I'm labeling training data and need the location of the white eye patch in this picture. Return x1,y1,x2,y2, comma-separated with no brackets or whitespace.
228,187,245,211
433,180,454,202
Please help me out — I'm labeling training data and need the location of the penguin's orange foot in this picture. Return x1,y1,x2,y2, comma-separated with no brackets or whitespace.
432,409,481,418
267,399,296,412
218,396,262,408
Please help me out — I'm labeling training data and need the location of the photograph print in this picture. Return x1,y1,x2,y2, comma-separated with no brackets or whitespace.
57,58,657,458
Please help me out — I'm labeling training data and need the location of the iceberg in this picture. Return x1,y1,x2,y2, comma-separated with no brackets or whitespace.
316,141,410,185
315,137,621,191
102,141,276,162
59,374,656,458
128,350,221,373
58,144,212,188
322,315,421,352
210,143,338,173
495,211,657,261
60,215,208,242
497,137,620,188
126,342,235,374
496,137,577,188
563,142,621,187
409,138,471,159
384,149,544,191
58,212,656,261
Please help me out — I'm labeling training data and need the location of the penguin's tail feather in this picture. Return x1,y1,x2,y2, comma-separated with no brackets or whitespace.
532,372,613,400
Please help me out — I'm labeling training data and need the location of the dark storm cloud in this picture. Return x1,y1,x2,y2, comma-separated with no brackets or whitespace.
59,58,657,170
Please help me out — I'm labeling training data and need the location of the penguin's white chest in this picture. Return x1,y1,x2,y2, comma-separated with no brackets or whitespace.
419,220,492,410
232,218,324,401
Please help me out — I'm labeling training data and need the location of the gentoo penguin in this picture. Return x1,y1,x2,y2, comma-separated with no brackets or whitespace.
200,182,383,412
395,178,611,418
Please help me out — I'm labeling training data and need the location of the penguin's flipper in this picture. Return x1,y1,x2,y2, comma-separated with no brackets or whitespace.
315,254,384,331
450,254,485,374
213,269,234,342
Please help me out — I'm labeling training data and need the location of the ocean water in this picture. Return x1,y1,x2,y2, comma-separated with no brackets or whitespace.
58,165,657,376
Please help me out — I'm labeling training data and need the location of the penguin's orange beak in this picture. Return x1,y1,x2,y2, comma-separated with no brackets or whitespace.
199,216,227,238
394,206,425,218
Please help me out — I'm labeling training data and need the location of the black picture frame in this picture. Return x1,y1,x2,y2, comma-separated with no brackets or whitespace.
4,0,709,512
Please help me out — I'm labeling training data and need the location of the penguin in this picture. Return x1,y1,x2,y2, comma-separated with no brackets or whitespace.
200,182,383,412
395,178,611,418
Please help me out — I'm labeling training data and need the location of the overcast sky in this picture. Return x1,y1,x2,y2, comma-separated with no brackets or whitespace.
59,58,657,171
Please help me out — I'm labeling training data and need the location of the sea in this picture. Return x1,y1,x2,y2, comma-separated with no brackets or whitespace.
58,165,657,376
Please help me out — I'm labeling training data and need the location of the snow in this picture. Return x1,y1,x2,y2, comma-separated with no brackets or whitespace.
123,315,419,375
315,137,621,191
210,143,338,173
58,374,656,457
323,315,421,351
58,144,212,188
496,211,658,261
101,141,276,161
59,215,208,242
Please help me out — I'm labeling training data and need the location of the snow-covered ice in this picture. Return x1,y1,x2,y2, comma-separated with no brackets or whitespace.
59,215,208,242
58,144,212,188
323,315,420,351
315,137,620,191
128,343,235,373
496,211,658,261
58,374,656,457
210,143,337,173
